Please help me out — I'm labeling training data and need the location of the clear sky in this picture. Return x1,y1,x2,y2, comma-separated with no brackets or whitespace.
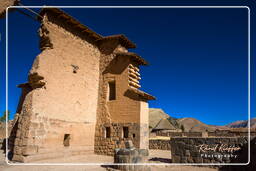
0,0,255,126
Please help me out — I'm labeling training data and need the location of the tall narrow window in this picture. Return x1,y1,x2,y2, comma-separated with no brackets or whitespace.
108,81,116,100
105,127,111,138
63,134,70,147
123,127,129,138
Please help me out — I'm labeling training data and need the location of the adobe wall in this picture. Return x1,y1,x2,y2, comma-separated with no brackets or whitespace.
94,44,149,155
139,101,149,149
11,14,100,162
105,58,140,123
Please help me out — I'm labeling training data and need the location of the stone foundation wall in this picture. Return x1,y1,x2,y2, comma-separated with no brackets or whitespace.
170,137,248,163
95,123,140,156
149,139,170,150
12,116,95,162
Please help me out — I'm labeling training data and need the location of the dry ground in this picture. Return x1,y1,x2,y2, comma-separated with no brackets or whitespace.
0,150,217,171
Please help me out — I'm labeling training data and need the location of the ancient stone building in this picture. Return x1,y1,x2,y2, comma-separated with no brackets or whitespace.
10,8,155,162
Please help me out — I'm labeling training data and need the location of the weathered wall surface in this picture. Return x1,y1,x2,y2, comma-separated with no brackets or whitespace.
95,44,149,155
139,101,149,149
170,137,248,163
149,139,171,150
0,0,18,18
30,18,100,123
12,14,100,162
105,58,141,123
11,9,151,161
0,122,6,140
13,116,95,162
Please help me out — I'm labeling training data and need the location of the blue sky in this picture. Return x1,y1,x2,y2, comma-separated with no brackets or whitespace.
0,0,255,126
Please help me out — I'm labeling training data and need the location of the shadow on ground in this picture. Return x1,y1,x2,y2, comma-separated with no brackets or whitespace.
149,157,172,163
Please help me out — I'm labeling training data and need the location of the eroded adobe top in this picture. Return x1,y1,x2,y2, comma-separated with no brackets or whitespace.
38,8,136,51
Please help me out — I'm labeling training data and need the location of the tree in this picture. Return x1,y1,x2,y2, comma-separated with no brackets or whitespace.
0,110,10,122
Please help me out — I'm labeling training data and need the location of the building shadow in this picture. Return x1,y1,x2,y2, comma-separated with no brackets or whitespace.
149,157,172,163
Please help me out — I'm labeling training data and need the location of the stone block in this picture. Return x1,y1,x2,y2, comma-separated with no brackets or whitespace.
22,145,38,155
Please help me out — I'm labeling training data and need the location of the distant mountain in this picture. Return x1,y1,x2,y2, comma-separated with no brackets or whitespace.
148,108,170,129
226,118,256,128
148,108,255,132
149,108,218,132
177,117,216,132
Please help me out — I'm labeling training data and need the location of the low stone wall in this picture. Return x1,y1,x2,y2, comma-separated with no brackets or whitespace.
149,139,170,150
219,137,256,171
155,130,256,138
155,131,203,137
208,131,256,137
170,137,248,163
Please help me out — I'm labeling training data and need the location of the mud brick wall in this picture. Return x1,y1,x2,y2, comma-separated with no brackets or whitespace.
11,13,100,162
11,8,152,162
95,40,149,154
95,123,140,156
149,139,170,150
171,137,248,163
0,0,18,18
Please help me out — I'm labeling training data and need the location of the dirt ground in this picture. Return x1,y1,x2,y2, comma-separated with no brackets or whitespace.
0,150,218,171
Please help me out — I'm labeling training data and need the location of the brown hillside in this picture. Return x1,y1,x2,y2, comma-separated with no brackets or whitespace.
149,108,170,129
177,117,216,132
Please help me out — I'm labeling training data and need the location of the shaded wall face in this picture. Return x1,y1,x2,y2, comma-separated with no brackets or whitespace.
12,16,101,162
